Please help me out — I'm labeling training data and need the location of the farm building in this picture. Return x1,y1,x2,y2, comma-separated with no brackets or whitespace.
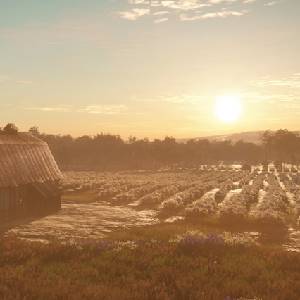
0,132,62,219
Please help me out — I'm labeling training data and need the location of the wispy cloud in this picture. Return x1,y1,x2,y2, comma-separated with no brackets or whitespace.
242,73,300,116
153,10,170,16
25,106,71,112
255,73,300,89
133,94,206,104
24,104,128,115
0,76,34,85
180,9,247,20
119,8,150,20
119,0,276,23
78,105,127,115
15,80,34,85
242,91,298,104
264,1,278,7
154,17,169,23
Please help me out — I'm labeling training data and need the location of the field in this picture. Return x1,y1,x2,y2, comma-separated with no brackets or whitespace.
7,166,300,250
2,166,300,299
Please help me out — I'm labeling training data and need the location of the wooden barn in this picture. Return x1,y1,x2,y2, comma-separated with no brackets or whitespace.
0,132,62,219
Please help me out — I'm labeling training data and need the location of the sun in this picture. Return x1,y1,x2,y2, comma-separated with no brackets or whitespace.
214,95,242,123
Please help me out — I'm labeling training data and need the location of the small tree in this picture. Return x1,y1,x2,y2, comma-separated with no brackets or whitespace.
29,126,40,136
3,123,18,134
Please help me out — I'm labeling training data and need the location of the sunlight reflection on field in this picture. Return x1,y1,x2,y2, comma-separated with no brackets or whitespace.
8,203,158,243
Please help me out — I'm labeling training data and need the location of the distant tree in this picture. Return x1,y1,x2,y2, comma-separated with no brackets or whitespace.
272,129,299,163
261,129,300,163
261,130,273,161
128,136,137,144
163,136,176,144
3,123,18,134
262,131,273,147
29,126,40,136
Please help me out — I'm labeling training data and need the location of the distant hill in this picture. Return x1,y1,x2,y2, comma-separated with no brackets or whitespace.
178,131,266,145
204,131,265,144
178,130,300,145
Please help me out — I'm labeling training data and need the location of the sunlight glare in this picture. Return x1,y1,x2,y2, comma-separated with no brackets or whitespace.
214,95,242,123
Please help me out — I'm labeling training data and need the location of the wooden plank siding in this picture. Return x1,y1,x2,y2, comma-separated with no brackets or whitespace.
0,188,21,212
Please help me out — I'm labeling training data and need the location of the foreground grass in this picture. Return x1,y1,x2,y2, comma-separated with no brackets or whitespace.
0,232,300,300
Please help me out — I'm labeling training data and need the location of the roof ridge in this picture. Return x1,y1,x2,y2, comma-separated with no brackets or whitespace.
0,132,46,145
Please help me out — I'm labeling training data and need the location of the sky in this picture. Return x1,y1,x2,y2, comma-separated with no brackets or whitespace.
0,0,299,139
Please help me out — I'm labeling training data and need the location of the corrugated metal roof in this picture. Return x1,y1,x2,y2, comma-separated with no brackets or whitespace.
0,133,62,188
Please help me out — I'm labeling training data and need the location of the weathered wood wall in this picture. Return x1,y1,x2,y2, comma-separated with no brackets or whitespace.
0,181,61,219
0,187,22,212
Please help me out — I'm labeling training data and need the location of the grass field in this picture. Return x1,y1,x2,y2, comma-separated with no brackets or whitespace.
1,225,300,300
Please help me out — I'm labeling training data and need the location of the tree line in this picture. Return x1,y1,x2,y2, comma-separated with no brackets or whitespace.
31,128,300,171
2,124,300,170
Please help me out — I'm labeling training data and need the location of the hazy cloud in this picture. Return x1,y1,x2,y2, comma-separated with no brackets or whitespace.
0,75,9,84
0,17,114,48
